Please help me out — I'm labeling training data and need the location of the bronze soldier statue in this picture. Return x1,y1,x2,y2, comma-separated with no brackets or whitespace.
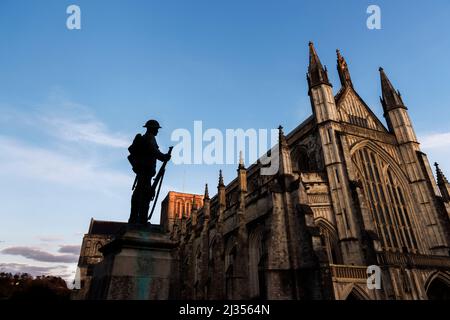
127,119,171,225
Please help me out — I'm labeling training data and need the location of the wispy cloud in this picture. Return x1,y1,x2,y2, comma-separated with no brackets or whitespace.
1,246,78,263
38,236,64,243
40,114,129,148
58,245,81,255
1,93,132,149
0,135,130,192
0,96,133,194
420,132,450,149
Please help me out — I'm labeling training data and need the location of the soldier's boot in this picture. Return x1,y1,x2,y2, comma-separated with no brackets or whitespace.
138,194,151,224
129,189,142,224
136,179,153,225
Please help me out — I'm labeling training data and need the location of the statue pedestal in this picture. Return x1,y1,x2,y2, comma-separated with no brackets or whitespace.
88,224,177,300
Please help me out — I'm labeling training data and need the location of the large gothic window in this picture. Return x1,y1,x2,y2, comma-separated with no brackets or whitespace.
352,147,419,253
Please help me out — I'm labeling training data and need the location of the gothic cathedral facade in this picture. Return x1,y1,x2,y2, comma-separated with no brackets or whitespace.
168,43,450,300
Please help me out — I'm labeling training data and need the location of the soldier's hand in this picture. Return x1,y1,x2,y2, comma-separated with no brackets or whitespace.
164,153,171,161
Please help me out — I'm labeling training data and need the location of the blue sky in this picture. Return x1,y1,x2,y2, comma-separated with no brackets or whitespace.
1,0,450,283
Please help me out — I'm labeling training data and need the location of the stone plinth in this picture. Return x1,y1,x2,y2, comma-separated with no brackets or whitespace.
88,224,176,300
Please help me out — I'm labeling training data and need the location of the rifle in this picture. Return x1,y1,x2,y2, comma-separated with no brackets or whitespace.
147,146,173,221
132,175,138,190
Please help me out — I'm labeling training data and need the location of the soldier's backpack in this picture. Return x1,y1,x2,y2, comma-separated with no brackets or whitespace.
127,134,143,173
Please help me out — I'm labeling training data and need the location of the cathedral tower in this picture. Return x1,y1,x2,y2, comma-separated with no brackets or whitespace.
308,42,364,265
380,68,450,255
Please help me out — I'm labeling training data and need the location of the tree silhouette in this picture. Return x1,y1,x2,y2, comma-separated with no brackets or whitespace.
0,272,70,300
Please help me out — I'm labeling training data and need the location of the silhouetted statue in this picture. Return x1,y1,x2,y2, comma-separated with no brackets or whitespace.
127,120,171,225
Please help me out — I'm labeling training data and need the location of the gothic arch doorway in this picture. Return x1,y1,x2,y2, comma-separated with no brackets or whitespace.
346,291,361,301
426,273,450,300
345,285,370,300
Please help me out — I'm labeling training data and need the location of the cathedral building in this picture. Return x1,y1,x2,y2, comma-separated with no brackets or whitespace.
73,218,127,299
161,191,204,233
75,43,450,300
168,43,450,300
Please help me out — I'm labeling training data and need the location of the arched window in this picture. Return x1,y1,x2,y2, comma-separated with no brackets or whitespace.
176,201,181,217
186,202,191,216
225,265,234,300
194,249,201,284
225,242,236,300
84,240,91,256
248,227,266,299
317,220,342,264
352,147,419,253
194,249,201,298
94,242,103,256
208,237,222,299
297,147,311,172
184,202,190,217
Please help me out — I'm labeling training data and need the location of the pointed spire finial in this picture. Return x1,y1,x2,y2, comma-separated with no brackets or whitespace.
435,162,449,185
278,125,292,175
278,125,288,147
336,49,353,88
218,169,224,187
238,150,245,169
379,67,406,112
204,183,210,200
307,41,331,89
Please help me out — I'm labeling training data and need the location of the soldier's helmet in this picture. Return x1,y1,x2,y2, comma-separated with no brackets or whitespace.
143,119,162,129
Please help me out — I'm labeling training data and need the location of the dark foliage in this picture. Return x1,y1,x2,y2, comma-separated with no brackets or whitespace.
0,272,70,300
